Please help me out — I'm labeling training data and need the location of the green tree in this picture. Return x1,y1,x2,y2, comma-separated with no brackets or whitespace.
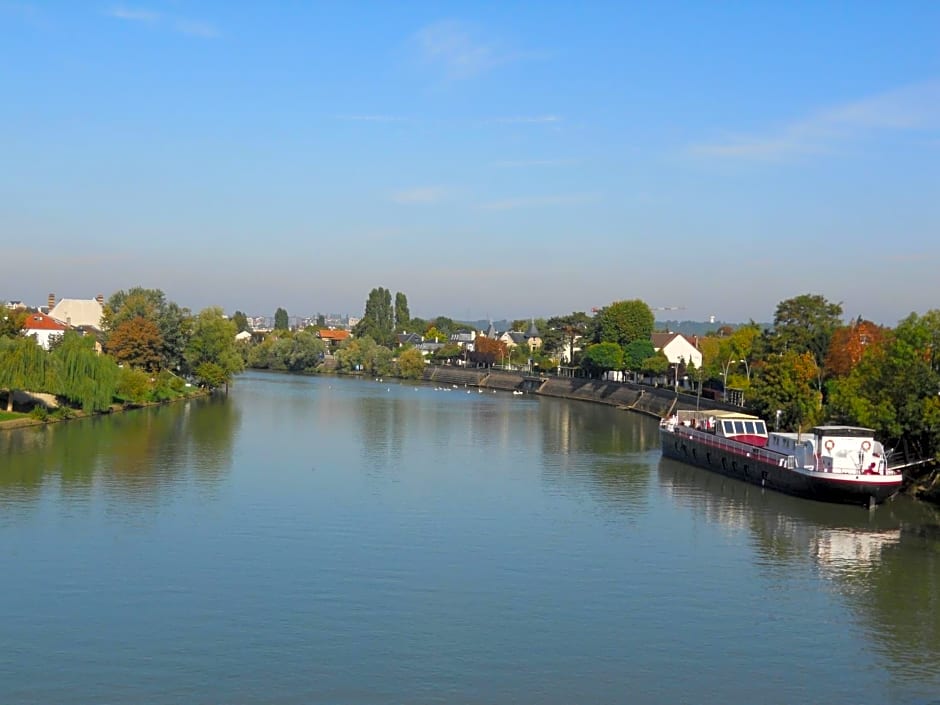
353,287,394,346
185,307,244,389
748,350,823,431
0,336,54,411
115,366,152,403
641,351,669,379
828,311,940,459
593,300,654,348
0,308,28,339
624,339,655,375
581,342,624,378
397,347,425,379
232,310,250,333
394,291,410,332
543,312,592,362
51,332,118,412
766,293,843,362
274,307,289,331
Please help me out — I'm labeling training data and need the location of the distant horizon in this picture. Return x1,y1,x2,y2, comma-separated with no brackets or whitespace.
4,3,937,328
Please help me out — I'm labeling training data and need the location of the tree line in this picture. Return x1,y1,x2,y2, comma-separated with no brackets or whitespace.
0,287,243,415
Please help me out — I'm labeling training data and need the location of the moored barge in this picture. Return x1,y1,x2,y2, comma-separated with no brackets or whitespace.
660,410,903,507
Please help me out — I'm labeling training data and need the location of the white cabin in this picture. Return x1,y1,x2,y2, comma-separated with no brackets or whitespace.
767,425,888,475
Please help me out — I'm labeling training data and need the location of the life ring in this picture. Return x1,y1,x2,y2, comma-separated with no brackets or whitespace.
824,439,835,452
861,440,871,452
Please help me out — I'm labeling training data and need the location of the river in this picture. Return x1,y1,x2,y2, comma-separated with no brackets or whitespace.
2,370,939,704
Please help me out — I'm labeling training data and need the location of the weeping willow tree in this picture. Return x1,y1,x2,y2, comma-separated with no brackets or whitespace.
50,332,119,413
0,336,54,412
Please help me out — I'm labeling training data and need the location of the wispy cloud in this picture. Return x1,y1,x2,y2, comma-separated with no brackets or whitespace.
412,20,542,80
174,19,219,38
485,115,562,125
479,193,600,211
491,158,576,168
336,114,409,123
106,5,159,22
390,187,449,205
690,80,940,160
105,5,219,38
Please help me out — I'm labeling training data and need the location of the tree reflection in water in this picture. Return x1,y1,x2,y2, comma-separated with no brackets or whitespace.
659,456,940,695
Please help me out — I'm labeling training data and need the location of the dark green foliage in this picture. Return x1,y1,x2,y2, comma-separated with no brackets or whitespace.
232,311,250,333
766,293,843,362
274,307,289,331
593,300,654,348
581,342,624,377
354,287,395,346
394,292,410,331
185,307,244,389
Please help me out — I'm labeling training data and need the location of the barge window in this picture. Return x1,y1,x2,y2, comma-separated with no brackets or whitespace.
755,421,766,434
733,421,745,434
744,421,755,434
722,421,734,434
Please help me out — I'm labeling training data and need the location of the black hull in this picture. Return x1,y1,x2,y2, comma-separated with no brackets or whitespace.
661,430,901,507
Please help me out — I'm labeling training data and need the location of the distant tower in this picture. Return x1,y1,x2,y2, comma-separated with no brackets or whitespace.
709,315,716,324
48,293,55,309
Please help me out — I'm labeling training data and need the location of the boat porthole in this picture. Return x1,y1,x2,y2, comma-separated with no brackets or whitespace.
706,452,712,465
692,448,697,459
721,458,727,470
732,461,738,472
743,465,749,477
682,444,688,456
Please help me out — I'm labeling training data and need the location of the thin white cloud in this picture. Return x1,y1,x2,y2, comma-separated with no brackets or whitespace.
486,115,562,125
691,80,940,160
479,193,600,211
390,187,449,205
106,5,159,22
174,19,219,38
104,6,218,38
412,20,542,80
491,159,576,168
414,20,499,79
336,114,408,123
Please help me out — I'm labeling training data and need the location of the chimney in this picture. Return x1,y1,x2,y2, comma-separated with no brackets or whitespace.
95,293,104,305
48,293,55,309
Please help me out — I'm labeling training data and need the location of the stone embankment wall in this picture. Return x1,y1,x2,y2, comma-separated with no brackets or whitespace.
421,366,731,418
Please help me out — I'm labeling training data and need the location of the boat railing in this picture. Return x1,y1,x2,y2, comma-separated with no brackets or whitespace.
665,424,792,467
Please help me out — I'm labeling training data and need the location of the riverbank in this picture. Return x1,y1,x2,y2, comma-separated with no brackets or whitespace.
421,365,732,418
0,389,212,432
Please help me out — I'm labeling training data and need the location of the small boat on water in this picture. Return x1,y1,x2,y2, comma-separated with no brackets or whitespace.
659,410,904,507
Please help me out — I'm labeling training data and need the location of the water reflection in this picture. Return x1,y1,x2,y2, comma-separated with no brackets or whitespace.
658,456,940,694
0,395,240,518
538,399,659,516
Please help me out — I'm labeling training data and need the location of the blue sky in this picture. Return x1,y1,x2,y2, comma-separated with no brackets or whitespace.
2,2,938,324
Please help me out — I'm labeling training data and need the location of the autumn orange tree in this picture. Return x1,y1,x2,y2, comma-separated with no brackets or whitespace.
107,316,164,371
470,336,507,366
824,319,885,378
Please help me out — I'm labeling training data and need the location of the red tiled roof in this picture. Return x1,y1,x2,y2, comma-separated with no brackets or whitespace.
22,314,68,332
317,329,350,341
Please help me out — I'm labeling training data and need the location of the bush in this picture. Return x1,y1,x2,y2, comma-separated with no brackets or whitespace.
51,406,76,421
116,367,152,404
30,405,49,422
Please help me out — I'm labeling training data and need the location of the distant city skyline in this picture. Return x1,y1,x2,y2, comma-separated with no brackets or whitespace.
3,2,938,326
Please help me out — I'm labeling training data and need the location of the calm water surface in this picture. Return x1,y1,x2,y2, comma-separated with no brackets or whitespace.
2,371,939,704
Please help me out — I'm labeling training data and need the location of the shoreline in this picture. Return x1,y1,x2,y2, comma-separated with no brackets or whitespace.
0,388,212,432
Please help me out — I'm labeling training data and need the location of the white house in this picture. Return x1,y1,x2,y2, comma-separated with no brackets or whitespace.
22,313,69,350
651,332,703,369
